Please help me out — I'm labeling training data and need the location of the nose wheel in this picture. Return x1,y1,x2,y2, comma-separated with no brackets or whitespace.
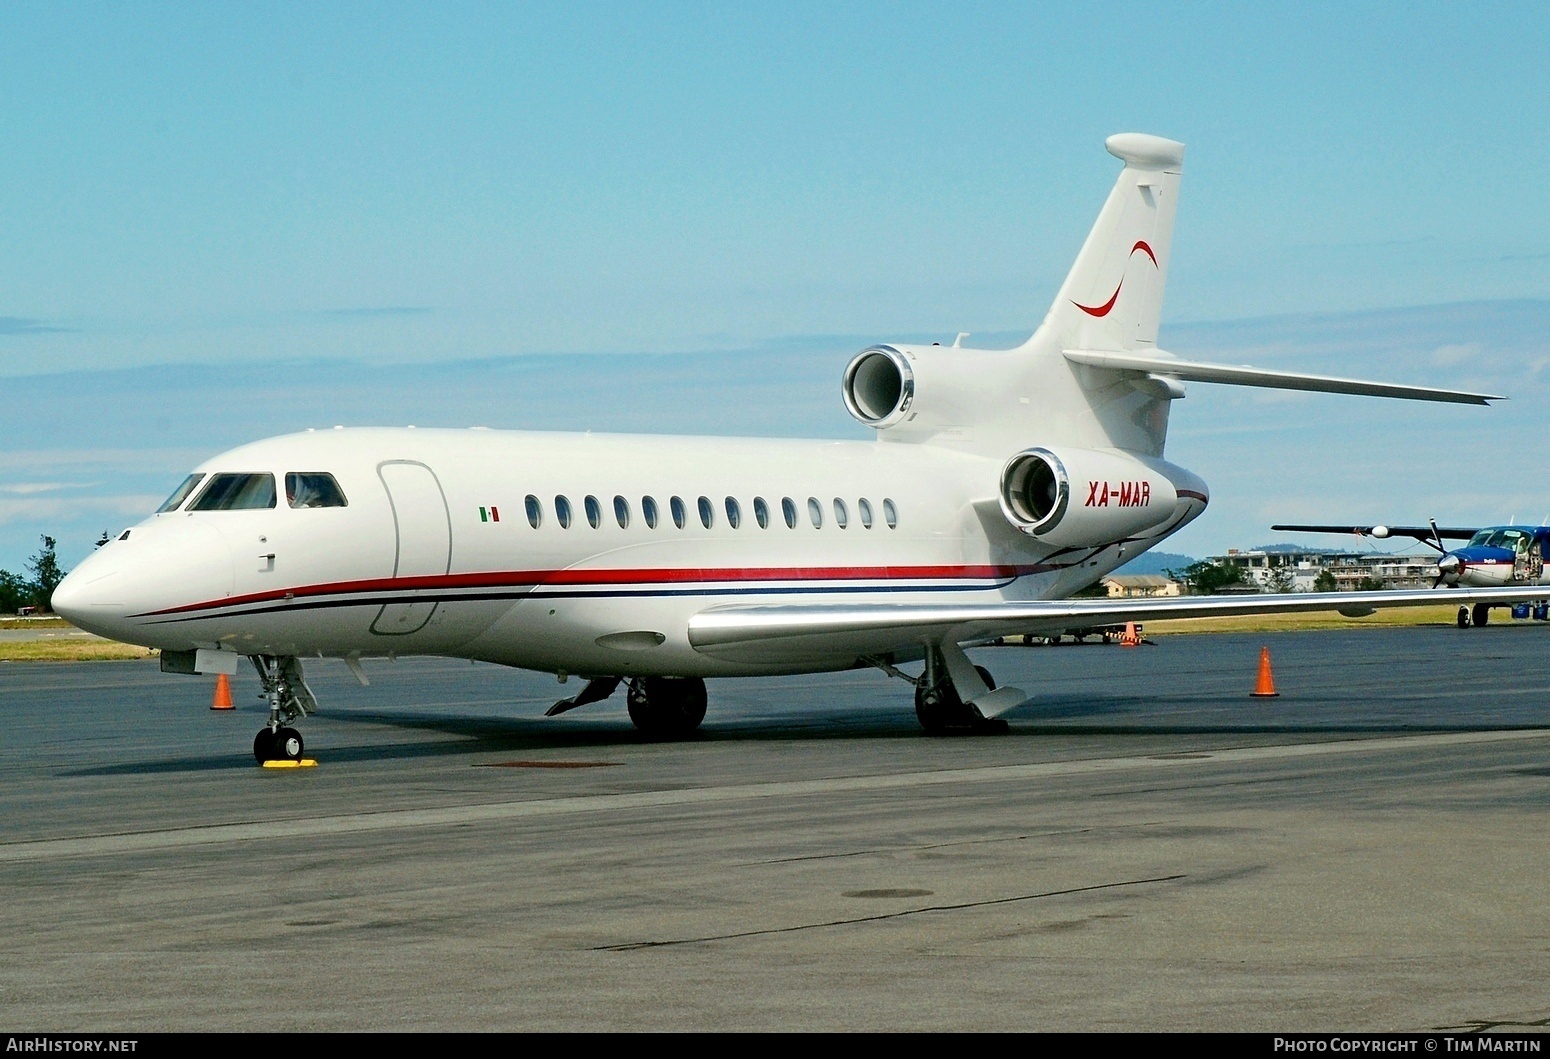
253,726,304,763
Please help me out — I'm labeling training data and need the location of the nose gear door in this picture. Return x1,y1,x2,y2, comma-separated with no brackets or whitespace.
371,461,452,636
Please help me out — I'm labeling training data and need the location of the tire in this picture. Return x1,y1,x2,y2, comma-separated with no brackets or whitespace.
1457,606,1470,630
627,677,706,737
253,729,276,763
1472,603,1491,628
914,682,975,734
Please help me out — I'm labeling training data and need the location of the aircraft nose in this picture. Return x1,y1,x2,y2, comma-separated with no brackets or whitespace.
1436,553,1462,585
50,553,125,635
52,521,234,645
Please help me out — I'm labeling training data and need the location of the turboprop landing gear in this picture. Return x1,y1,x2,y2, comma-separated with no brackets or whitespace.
1472,603,1491,628
625,676,707,738
1457,605,1470,629
250,655,318,763
912,647,1009,736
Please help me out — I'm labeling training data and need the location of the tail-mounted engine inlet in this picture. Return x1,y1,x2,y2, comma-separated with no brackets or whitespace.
999,448,1070,536
998,445,1183,548
842,346,914,428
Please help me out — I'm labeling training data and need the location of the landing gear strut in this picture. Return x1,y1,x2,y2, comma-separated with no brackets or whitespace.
250,655,318,763
913,646,1008,736
626,676,707,738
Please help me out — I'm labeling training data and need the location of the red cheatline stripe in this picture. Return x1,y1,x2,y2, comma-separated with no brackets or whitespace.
143,563,1049,616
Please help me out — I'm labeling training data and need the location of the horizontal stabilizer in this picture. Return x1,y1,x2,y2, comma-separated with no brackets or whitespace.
1064,349,1503,405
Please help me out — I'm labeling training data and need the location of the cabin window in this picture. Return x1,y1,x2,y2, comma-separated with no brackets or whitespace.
525,495,542,528
555,495,572,529
642,496,658,529
833,498,848,529
883,498,898,528
285,472,348,509
671,496,687,529
585,495,602,529
157,474,205,513
698,496,714,529
189,473,277,511
807,497,823,528
753,497,770,529
614,495,630,528
725,497,741,529
782,497,797,529
858,498,873,529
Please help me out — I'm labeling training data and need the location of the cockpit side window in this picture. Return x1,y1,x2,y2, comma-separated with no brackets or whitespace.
285,472,348,509
156,473,206,513
189,473,277,511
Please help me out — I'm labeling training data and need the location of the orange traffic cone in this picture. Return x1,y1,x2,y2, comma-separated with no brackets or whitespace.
211,672,234,711
1119,621,1141,647
1250,647,1279,698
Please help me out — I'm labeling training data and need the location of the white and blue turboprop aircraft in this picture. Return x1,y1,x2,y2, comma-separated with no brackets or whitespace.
1272,521,1550,626
52,133,1550,762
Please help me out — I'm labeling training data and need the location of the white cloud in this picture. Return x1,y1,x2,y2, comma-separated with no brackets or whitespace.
0,495,160,527
1432,342,1483,366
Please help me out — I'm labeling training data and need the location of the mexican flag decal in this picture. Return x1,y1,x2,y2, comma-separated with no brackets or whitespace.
479,506,500,523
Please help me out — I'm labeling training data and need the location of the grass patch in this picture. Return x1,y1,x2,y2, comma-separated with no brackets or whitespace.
0,641,156,662
0,616,71,630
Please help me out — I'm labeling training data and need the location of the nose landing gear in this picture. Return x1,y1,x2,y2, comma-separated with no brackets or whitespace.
250,655,318,763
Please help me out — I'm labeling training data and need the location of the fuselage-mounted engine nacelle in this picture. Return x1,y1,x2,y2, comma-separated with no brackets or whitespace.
998,446,1196,548
842,345,915,428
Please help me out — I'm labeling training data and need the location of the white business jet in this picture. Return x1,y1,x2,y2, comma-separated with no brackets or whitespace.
52,133,1544,762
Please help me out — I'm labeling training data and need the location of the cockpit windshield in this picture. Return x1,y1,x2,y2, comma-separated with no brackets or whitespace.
156,474,206,513
189,473,278,511
1467,529,1526,549
285,472,348,509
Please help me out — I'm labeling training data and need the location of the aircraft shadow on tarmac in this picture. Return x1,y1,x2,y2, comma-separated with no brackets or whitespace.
60,693,1548,776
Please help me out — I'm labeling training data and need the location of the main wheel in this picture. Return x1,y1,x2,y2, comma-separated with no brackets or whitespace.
1472,603,1491,628
274,726,304,761
626,677,707,737
253,728,276,763
914,681,978,734
1457,606,1470,629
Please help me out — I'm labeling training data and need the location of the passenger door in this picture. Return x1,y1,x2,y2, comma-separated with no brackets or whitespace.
371,461,452,636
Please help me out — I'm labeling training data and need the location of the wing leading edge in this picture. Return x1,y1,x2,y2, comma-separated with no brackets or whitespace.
687,587,1546,665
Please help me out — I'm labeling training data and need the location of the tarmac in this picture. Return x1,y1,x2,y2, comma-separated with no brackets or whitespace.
1,623,1548,1031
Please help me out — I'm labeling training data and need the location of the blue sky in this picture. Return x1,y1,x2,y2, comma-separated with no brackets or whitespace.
3,4,1549,573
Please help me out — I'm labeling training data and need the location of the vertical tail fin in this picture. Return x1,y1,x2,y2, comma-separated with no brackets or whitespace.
1041,133,1184,353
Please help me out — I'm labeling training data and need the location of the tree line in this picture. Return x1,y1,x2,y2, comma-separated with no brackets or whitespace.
1,536,67,614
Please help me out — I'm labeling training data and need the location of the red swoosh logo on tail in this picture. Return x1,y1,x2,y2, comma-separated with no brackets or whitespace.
1071,241,1159,318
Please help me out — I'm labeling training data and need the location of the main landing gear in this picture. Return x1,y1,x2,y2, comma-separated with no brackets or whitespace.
626,676,707,738
1457,604,1491,629
543,674,706,737
909,645,1010,736
250,655,318,763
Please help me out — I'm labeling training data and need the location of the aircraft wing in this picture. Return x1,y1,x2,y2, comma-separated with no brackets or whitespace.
1271,523,1478,543
687,586,1545,665
1063,349,1504,405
